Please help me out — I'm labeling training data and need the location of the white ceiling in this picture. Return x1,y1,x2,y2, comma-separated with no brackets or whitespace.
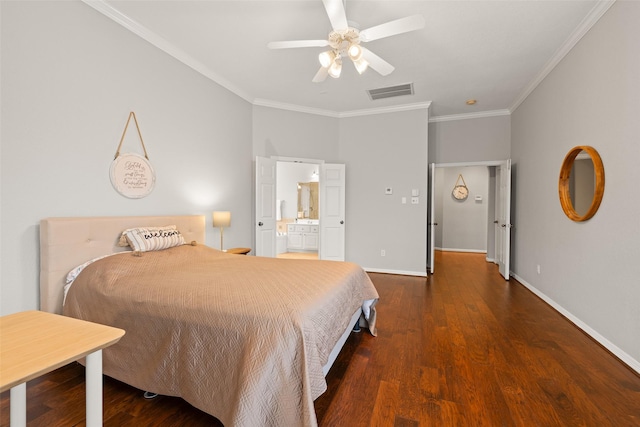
88,0,609,119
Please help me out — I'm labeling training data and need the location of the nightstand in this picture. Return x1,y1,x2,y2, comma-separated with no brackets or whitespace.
226,247,251,255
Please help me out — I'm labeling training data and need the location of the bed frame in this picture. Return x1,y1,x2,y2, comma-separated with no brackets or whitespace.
39,215,206,315
39,215,358,377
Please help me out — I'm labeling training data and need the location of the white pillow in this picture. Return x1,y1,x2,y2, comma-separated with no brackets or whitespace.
122,225,185,252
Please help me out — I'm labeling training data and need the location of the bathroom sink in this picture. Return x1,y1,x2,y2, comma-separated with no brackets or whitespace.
296,219,319,225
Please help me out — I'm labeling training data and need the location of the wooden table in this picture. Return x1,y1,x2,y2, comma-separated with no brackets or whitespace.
0,310,125,426
226,247,251,255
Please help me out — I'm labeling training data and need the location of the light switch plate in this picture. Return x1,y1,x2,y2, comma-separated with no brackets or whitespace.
411,189,419,197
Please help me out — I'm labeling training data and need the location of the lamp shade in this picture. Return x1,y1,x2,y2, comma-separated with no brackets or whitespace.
212,211,231,228
328,59,342,78
318,50,335,68
353,57,369,74
347,43,363,61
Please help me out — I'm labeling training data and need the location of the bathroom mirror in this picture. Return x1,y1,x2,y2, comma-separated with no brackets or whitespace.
558,146,604,221
297,182,319,219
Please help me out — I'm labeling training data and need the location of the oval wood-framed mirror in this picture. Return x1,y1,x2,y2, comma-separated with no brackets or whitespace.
558,145,604,221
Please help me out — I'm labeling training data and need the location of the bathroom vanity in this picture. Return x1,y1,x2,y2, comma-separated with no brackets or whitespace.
287,223,319,252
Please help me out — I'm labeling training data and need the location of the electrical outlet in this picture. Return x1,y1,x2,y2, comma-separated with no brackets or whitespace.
385,187,393,195
381,249,386,257
536,264,541,274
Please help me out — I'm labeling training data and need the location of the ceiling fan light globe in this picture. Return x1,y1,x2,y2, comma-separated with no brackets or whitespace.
353,57,368,74
328,60,342,78
318,50,335,68
347,43,363,61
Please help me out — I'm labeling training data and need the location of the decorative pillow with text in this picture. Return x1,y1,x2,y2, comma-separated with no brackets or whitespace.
121,226,185,252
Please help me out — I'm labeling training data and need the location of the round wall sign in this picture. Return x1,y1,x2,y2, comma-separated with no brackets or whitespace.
110,153,155,198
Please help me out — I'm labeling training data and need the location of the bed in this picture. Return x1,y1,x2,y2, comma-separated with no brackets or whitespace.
39,215,378,427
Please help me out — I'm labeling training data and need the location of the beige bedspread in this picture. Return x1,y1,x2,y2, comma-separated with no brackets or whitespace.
63,244,378,427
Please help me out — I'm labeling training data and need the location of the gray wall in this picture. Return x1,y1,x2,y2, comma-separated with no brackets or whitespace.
253,107,429,275
1,1,253,315
252,106,340,161
428,112,510,266
339,110,429,275
510,0,640,369
429,115,511,163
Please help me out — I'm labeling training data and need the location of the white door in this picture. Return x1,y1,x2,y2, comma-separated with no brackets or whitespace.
496,160,512,280
255,156,276,257
428,163,436,274
319,163,346,261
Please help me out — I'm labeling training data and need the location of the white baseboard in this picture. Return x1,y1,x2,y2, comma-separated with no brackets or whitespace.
364,267,427,277
436,247,487,254
512,273,640,375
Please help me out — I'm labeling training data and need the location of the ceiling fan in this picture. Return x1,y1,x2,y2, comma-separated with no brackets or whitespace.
267,0,425,82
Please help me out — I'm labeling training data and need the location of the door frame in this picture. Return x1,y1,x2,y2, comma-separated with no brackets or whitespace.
255,156,346,260
428,160,511,278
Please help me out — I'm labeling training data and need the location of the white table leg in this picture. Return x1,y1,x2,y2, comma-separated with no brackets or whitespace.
10,382,26,427
85,349,102,427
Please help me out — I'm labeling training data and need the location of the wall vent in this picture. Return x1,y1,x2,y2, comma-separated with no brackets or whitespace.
367,83,414,100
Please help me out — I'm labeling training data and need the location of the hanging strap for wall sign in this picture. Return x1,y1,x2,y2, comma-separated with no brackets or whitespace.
114,112,149,160
454,174,467,189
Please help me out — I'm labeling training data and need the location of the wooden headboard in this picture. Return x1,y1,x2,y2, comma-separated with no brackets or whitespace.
40,215,206,314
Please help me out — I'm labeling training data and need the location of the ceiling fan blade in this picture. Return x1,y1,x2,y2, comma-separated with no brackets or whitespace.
268,40,329,49
361,47,395,76
322,0,348,31
312,67,329,83
359,15,425,42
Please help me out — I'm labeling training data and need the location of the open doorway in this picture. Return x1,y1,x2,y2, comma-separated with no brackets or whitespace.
428,160,511,279
255,157,347,260
276,161,320,260
434,165,491,255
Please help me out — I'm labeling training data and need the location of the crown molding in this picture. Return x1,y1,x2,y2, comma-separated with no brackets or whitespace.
338,101,432,118
83,0,609,123
252,99,340,118
254,99,432,119
429,109,511,123
81,0,253,104
510,0,616,113
82,1,435,120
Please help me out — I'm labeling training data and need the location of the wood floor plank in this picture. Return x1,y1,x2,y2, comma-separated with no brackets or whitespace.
2,252,639,426
370,380,400,427
317,351,373,427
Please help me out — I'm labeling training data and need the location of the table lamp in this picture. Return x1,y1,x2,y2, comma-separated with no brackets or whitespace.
212,211,231,250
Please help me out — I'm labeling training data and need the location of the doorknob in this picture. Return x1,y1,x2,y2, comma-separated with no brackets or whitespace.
258,222,263,226
494,220,499,224
340,220,344,224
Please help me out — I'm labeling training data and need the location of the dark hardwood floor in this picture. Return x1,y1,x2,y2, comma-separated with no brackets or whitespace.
2,251,639,426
